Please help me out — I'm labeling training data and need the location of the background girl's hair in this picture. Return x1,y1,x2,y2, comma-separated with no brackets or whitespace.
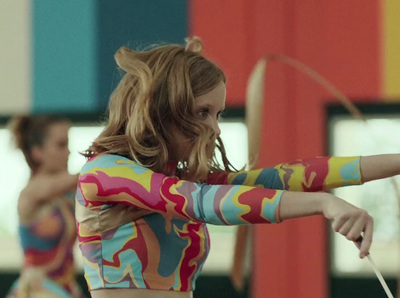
86,37,235,181
8,115,68,171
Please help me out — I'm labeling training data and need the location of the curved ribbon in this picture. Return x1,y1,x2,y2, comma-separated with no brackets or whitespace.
230,54,399,297
230,59,267,292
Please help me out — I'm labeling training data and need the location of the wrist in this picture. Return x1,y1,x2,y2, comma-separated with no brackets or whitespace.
320,193,337,218
279,191,332,221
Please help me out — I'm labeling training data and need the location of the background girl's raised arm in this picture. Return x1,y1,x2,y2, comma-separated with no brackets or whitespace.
18,173,78,218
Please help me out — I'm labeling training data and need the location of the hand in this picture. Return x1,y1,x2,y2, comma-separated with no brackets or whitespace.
322,196,373,258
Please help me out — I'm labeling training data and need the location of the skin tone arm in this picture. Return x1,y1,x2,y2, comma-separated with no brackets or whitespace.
361,154,400,183
279,191,373,259
18,173,79,218
276,154,400,258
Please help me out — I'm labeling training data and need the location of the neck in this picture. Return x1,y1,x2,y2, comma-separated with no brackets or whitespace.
164,161,178,175
33,167,64,177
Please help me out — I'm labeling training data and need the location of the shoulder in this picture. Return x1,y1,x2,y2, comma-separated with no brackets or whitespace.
80,154,150,176
82,154,136,170
17,180,42,220
19,176,44,198
206,172,229,184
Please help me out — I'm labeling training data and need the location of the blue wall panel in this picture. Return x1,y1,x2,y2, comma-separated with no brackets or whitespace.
33,0,98,113
32,0,187,114
97,0,188,110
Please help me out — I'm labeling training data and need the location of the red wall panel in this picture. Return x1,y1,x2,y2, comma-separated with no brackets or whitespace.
190,1,382,297
190,0,257,105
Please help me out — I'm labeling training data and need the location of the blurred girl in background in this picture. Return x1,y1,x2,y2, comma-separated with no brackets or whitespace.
6,115,85,298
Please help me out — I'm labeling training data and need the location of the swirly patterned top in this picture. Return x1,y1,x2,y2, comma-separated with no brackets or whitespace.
75,154,361,292
7,192,85,298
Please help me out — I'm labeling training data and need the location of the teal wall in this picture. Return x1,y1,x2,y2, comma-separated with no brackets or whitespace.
97,0,188,110
33,0,98,113
32,0,188,113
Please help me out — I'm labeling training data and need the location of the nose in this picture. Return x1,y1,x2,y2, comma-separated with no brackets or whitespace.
212,120,221,137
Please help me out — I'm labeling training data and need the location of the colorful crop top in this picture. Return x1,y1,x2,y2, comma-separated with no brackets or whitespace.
18,192,79,295
75,154,361,292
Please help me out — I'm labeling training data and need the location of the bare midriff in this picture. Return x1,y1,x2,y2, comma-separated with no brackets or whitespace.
90,288,193,298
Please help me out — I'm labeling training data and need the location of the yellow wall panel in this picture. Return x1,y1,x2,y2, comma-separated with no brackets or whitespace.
384,0,400,99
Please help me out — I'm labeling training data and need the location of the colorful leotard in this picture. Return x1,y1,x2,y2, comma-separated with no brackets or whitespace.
76,154,361,292
6,193,85,298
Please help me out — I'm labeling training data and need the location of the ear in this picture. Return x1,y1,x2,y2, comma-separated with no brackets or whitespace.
31,145,43,165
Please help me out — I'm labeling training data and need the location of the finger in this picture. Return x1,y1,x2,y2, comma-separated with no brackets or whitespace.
337,218,355,237
359,218,373,258
346,217,366,242
331,215,349,233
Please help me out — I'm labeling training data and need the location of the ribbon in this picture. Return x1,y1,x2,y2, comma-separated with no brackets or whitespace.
230,54,399,297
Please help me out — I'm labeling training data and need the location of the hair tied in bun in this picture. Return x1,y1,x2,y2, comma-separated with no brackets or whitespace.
184,36,203,54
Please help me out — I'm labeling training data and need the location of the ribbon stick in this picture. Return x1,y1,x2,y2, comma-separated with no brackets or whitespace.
355,237,394,298
367,255,394,298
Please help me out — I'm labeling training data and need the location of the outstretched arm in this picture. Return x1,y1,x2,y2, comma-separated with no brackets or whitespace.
226,154,400,191
227,156,361,191
360,154,400,183
78,154,374,257
279,191,373,258
77,154,283,225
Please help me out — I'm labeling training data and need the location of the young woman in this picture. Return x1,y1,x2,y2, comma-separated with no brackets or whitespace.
6,115,85,298
76,37,400,298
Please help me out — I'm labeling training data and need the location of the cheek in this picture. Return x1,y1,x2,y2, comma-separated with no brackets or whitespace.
172,128,189,145
47,146,66,161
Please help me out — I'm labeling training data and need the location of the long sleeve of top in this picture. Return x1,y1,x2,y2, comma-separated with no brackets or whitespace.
77,154,283,225
207,156,362,191
75,154,361,292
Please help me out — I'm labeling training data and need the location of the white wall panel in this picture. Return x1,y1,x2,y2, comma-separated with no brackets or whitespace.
0,0,31,115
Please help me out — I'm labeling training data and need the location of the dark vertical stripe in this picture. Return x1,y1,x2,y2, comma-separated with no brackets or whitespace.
97,0,188,110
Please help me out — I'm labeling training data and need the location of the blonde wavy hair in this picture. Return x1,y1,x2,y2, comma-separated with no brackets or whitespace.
86,37,234,181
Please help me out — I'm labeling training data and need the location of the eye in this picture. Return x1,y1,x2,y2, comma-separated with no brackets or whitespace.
217,110,224,120
198,108,209,118
58,140,68,149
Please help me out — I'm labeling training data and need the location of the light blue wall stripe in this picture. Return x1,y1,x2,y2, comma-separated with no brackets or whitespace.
32,0,97,113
